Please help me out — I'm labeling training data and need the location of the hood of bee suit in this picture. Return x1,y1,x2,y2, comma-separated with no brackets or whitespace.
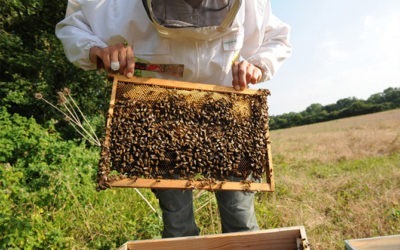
142,0,242,41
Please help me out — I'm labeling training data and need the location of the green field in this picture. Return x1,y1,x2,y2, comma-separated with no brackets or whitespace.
1,109,399,249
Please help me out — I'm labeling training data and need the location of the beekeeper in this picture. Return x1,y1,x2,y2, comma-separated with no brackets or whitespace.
56,0,291,238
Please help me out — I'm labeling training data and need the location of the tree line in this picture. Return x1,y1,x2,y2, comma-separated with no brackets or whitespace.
270,87,400,130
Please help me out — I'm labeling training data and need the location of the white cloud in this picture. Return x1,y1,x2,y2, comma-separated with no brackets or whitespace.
316,39,350,65
361,14,400,64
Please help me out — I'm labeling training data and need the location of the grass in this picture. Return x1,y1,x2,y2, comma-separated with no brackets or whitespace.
5,109,398,249
99,109,399,249
56,109,400,249
251,109,400,249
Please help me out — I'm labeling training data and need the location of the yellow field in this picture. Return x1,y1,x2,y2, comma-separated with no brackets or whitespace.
271,108,400,163
254,109,400,249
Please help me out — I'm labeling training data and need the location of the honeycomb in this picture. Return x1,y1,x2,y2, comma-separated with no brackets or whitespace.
97,76,272,191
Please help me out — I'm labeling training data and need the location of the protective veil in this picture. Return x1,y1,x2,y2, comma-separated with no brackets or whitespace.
143,0,242,41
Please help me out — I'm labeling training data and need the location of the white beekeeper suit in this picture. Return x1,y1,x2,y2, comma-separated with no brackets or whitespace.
55,0,291,238
55,0,291,86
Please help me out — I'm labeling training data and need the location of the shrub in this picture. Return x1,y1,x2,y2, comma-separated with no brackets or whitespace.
0,108,99,248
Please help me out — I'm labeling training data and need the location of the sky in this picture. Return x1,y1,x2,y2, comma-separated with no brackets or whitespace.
258,0,400,115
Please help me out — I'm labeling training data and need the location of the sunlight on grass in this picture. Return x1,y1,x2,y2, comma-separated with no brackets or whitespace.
258,109,400,249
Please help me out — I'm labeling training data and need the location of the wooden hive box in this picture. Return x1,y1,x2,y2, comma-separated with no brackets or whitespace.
118,226,310,250
97,75,273,192
345,234,400,250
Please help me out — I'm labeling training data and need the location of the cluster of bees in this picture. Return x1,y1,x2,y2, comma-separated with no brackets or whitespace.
97,84,270,190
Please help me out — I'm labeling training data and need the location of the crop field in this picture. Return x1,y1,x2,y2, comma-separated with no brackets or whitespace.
254,109,400,249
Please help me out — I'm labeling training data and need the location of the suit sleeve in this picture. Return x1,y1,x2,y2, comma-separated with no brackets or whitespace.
242,0,292,81
55,0,107,70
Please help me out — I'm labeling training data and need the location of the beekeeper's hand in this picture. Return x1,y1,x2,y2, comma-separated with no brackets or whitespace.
231,60,263,91
89,42,135,78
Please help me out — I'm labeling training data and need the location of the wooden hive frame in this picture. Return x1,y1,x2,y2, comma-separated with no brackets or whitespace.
98,75,274,192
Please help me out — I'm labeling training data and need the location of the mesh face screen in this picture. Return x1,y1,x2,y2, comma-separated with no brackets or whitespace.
150,0,232,28
98,79,270,189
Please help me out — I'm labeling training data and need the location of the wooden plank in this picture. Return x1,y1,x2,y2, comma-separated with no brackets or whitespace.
108,178,273,192
103,77,118,149
118,226,309,250
299,226,311,250
345,235,400,250
111,74,266,95
266,130,274,191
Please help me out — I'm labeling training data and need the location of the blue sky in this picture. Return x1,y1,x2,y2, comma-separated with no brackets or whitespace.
260,0,400,115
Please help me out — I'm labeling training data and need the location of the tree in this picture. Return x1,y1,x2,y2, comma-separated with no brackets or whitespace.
335,97,358,110
0,0,110,140
383,87,400,106
305,103,323,116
